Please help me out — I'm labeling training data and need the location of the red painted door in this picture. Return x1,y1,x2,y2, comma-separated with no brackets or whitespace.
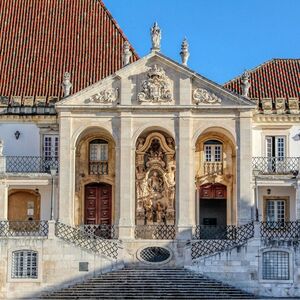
84,183,112,225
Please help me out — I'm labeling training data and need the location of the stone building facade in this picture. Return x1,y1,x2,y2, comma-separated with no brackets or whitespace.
0,1,300,298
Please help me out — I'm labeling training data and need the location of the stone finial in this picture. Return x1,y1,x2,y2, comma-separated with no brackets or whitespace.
0,139,3,156
150,22,161,52
241,70,251,97
180,38,190,66
62,72,72,97
122,41,132,67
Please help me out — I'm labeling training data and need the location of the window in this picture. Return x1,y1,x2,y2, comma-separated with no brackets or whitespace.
204,140,222,162
266,199,286,223
43,135,59,159
89,139,108,175
12,250,38,279
266,136,286,159
262,251,289,280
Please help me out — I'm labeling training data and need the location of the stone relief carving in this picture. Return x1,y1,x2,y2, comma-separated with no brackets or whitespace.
135,133,176,225
193,88,222,105
137,65,173,103
85,88,119,104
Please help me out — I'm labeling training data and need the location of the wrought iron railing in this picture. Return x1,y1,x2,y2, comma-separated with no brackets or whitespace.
0,221,49,237
203,161,223,175
6,156,59,173
191,222,254,259
252,157,300,175
260,221,300,240
135,225,176,240
55,222,120,259
89,161,108,175
79,224,118,239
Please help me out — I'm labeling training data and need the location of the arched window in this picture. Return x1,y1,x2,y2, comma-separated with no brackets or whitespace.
12,250,38,279
262,251,289,280
204,140,222,162
89,139,109,175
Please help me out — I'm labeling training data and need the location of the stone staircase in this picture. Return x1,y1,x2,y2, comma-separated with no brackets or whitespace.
41,267,256,299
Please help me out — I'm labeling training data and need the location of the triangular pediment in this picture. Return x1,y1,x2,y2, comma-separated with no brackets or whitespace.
56,52,255,109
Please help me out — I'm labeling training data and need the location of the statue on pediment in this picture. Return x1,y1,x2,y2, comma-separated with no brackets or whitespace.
150,22,161,51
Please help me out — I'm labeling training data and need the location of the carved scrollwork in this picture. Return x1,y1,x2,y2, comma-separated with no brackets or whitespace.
137,65,172,103
85,88,119,104
193,88,221,105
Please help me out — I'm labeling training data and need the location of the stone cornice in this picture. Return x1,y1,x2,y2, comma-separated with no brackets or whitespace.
253,114,300,123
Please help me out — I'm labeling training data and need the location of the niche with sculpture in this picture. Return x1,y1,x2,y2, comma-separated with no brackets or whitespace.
135,132,176,225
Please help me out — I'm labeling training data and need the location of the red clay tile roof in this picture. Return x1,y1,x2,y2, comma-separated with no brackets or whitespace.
224,59,300,101
0,0,138,101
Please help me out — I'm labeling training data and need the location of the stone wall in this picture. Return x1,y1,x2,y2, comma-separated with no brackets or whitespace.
0,235,122,299
187,237,300,298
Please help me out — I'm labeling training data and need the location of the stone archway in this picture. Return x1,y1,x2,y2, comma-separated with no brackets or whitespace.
135,132,176,225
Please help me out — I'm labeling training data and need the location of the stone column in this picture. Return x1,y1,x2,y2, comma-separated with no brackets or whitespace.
176,111,194,239
0,182,8,220
237,110,253,224
295,180,300,220
58,112,74,225
117,112,135,239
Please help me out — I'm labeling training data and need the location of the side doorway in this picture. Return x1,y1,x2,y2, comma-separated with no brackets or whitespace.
84,183,112,225
199,183,227,239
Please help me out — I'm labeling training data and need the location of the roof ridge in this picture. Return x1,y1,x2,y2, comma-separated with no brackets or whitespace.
223,58,300,86
100,0,139,59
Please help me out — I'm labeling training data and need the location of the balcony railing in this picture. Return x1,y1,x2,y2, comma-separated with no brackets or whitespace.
89,161,108,175
252,157,300,175
261,221,300,240
0,221,49,237
135,225,176,240
5,156,59,173
79,224,118,239
203,161,223,175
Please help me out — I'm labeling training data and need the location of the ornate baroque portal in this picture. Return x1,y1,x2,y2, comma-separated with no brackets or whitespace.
135,132,176,225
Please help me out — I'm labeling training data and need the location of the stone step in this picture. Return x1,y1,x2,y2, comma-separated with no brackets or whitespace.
40,267,256,299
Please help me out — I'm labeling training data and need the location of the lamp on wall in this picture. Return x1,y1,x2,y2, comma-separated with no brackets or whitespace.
253,168,260,222
14,131,20,140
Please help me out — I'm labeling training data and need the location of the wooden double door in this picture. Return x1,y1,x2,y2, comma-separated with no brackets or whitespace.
84,183,112,225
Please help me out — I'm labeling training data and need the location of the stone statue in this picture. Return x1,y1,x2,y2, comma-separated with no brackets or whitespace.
156,201,164,223
145,198,153,222
0,139,3,156
136,138,145,150
62,72,72,97
148,171,163,193
241,70,251,97
150,22,161,51
122,41,132,66
180,38,190,66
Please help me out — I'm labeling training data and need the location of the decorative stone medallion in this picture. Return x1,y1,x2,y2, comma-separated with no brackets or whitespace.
85,88,119,104
137,65,172,103
193,88,221,105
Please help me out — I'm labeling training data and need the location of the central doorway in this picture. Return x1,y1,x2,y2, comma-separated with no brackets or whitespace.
84,183,112,225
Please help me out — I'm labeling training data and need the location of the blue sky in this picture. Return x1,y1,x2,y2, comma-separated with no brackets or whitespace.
104,0,300,84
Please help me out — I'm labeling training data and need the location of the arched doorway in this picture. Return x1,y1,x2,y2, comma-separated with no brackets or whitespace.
84,183,112,225
8,190,40,221
199,183,227,226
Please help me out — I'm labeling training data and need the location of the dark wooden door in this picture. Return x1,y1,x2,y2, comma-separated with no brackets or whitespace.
84,183,112,225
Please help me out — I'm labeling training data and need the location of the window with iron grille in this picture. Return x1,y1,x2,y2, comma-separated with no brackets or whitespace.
12,250,38,279
89,139,109,175
262,251,289,280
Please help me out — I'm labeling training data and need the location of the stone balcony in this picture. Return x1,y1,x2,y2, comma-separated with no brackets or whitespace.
252,157,300,176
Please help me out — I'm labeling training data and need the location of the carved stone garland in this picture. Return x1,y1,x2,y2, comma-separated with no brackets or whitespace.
85,88,119,104
137,65,173,103
193,88,221,105
136,133,176,225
